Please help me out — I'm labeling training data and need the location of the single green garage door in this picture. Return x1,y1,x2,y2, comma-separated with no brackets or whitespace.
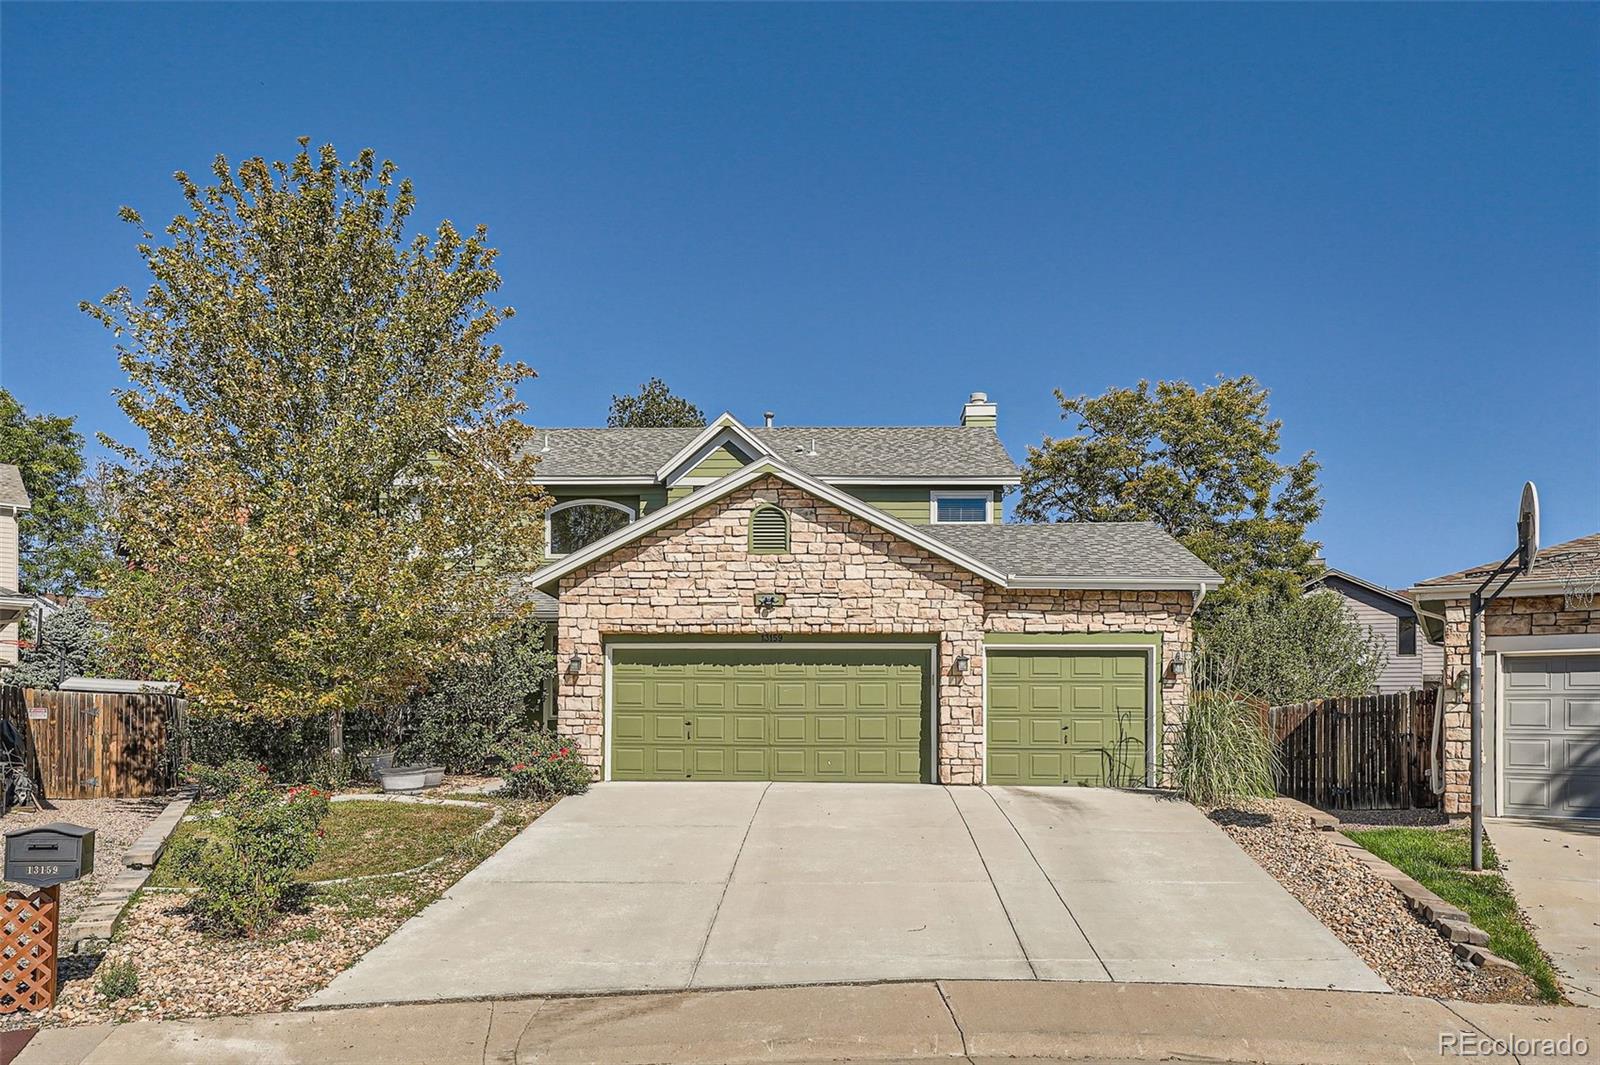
610,646,930,782
986,649,1148,787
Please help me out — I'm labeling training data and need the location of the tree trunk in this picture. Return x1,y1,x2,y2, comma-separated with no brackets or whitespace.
328,705,345,766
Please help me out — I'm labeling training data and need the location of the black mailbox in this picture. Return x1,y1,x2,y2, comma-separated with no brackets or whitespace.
4,823,95,889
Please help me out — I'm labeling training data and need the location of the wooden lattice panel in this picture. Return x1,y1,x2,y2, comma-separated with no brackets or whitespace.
0,888,59,1013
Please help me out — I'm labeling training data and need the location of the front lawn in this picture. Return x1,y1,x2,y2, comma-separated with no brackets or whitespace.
148,798,494,889
1343,827,1564,1003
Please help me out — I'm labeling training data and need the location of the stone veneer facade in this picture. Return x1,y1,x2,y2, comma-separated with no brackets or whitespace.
555,476,1197,784
1437,594,1600,814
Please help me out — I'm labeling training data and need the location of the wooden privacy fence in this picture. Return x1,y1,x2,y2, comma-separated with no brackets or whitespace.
0,687,183,800
1268,689,1439,810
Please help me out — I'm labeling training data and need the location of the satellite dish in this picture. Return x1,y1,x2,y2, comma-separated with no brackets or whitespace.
1518,481,1540,576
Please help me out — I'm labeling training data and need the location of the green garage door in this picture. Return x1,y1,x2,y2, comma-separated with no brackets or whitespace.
610,646,929,782
987,650,1147,786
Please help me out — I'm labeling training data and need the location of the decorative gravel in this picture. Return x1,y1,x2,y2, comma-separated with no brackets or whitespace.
1209,799,1539,1004
1,795,553,1029
0,796,170,926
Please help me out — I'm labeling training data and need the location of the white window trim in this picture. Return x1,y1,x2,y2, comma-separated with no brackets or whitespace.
929,490,993,524
544,498,636,560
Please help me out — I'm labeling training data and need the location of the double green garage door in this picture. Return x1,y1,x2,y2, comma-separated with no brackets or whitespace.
609,644,1148,785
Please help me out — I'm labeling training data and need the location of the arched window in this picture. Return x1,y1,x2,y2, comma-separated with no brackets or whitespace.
545,499,635,558
749,504,790,555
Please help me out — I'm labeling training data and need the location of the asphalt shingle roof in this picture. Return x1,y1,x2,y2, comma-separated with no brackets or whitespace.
520,425,1020,481
922,522,1221,582
1412,532,1600,589
0,464,29,508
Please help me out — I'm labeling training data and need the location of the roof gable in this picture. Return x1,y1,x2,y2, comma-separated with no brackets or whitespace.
656,414,771,483
0,464,30,509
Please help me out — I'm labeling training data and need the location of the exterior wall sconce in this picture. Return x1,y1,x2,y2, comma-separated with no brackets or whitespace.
566,655,582,674
954,655,970,673
1170,651,1186,677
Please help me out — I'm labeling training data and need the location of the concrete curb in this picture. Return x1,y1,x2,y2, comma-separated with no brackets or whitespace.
1275,798,1515,971
64,791,195,953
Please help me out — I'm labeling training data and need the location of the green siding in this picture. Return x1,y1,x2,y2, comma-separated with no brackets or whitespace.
611,646,929,782
986,649,1147,787
682,442,753,481
840,486,1002,524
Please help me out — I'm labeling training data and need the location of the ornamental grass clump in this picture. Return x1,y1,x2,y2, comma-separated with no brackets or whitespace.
171,769,330,937
1173,684,1278,806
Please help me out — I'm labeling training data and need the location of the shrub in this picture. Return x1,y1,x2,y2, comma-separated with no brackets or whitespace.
1173,688,1278,805
95,958,139,1001
180,710,384,784
1196,592,1386,706
499,732,590,800
398,622,554,774
187,758,269,800
171,772,330,936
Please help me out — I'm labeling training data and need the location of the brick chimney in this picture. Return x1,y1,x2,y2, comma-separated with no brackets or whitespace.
959,391,997,428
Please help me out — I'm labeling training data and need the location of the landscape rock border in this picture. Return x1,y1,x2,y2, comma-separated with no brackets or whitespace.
65,791,196,953
1274,797,1515,971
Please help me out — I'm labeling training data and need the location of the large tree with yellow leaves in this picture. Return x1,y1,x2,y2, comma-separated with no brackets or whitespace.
86,141,546,762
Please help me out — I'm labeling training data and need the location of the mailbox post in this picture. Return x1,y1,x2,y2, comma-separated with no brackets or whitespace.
1,823,95,1013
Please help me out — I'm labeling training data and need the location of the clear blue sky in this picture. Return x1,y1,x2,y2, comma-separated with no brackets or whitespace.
3,3,1595,588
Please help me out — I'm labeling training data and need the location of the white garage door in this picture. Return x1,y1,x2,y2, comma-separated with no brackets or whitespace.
1502,653,1600,819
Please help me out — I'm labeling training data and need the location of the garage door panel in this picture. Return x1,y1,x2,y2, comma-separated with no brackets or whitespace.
1568,700,1600,729
1568,740,1600,771
1502,654,1600,819
988,649,1148,788
611,647,927,782
1507,698,1552,729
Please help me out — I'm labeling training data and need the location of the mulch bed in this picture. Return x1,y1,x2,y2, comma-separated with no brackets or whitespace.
1,794,552,1029
1209,798,1540,1004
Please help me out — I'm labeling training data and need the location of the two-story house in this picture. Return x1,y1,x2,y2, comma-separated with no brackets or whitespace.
1305,567,1443,694
0,464,32,665
522,393,1220,788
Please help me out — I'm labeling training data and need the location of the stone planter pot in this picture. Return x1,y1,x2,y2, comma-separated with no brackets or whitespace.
360,749,397,781
422,767,445,788
379,766,429,794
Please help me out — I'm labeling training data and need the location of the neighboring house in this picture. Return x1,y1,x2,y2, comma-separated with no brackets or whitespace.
520,392,1221,788
0,464,31,665
1305,567,1443,693
1408,533,1600,821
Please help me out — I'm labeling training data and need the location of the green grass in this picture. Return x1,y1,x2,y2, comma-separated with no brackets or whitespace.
1344,827,1564,1003
149,799,492,889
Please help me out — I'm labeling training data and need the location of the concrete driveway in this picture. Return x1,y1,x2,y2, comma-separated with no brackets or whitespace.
309,783,1385,1006
1489,818,1600,1007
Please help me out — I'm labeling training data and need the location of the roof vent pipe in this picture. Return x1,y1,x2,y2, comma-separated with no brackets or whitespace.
763,411,774,428
540,433,551,453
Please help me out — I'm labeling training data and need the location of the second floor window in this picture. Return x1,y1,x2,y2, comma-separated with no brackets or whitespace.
1397,616,1417,657
546,499,635,558
932,493,990,523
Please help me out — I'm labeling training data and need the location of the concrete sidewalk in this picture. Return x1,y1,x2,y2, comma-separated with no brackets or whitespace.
15,981,1598,1065
1488,818,1600,1008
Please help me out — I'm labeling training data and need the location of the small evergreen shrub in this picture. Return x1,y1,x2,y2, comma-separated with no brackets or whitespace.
499,732,591,800
95,959,140,1001
171,772,330,936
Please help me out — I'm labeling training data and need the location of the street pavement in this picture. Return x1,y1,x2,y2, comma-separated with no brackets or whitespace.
15,979,1597,1065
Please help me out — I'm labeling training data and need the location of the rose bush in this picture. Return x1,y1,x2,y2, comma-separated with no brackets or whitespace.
499,732,590,800
171,768,331,936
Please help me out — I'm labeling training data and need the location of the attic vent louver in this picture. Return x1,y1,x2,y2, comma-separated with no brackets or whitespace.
749,505,790,555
